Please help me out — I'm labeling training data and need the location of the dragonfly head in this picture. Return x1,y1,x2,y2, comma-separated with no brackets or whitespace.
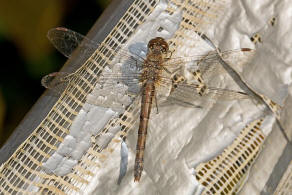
148,37,169,55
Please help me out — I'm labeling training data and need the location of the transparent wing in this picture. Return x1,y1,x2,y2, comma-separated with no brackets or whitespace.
170,83,249,101
47,27,88,58
41,72,76,95
166,48,253,65
164,48,254,78
158,77,250,103
47,27,146,64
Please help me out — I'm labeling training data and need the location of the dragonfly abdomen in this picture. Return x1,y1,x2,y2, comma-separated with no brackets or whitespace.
134,81,155,182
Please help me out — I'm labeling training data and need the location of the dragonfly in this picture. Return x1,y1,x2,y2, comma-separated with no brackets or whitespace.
43,27,254,182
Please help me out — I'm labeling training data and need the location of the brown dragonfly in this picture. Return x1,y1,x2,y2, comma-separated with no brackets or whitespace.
43,27,253,182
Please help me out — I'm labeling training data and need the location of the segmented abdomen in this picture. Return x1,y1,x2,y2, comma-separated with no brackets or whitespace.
134,81,155,182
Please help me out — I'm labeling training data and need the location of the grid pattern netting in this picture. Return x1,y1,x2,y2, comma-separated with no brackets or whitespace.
195,118,265,194
167,0,225,49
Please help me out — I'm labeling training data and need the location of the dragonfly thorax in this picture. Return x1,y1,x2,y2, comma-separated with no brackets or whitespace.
141,65,161,82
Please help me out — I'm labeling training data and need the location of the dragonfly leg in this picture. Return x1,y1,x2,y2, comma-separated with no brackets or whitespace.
164,49,174,60
162,66,172,74
163,66,181,76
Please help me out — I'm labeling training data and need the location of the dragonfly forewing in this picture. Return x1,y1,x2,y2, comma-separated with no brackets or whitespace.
48,27,95,58
164,48,254,78
47,27,146,64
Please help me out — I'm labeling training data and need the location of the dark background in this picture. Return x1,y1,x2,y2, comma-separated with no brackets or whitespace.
0,0,111,147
